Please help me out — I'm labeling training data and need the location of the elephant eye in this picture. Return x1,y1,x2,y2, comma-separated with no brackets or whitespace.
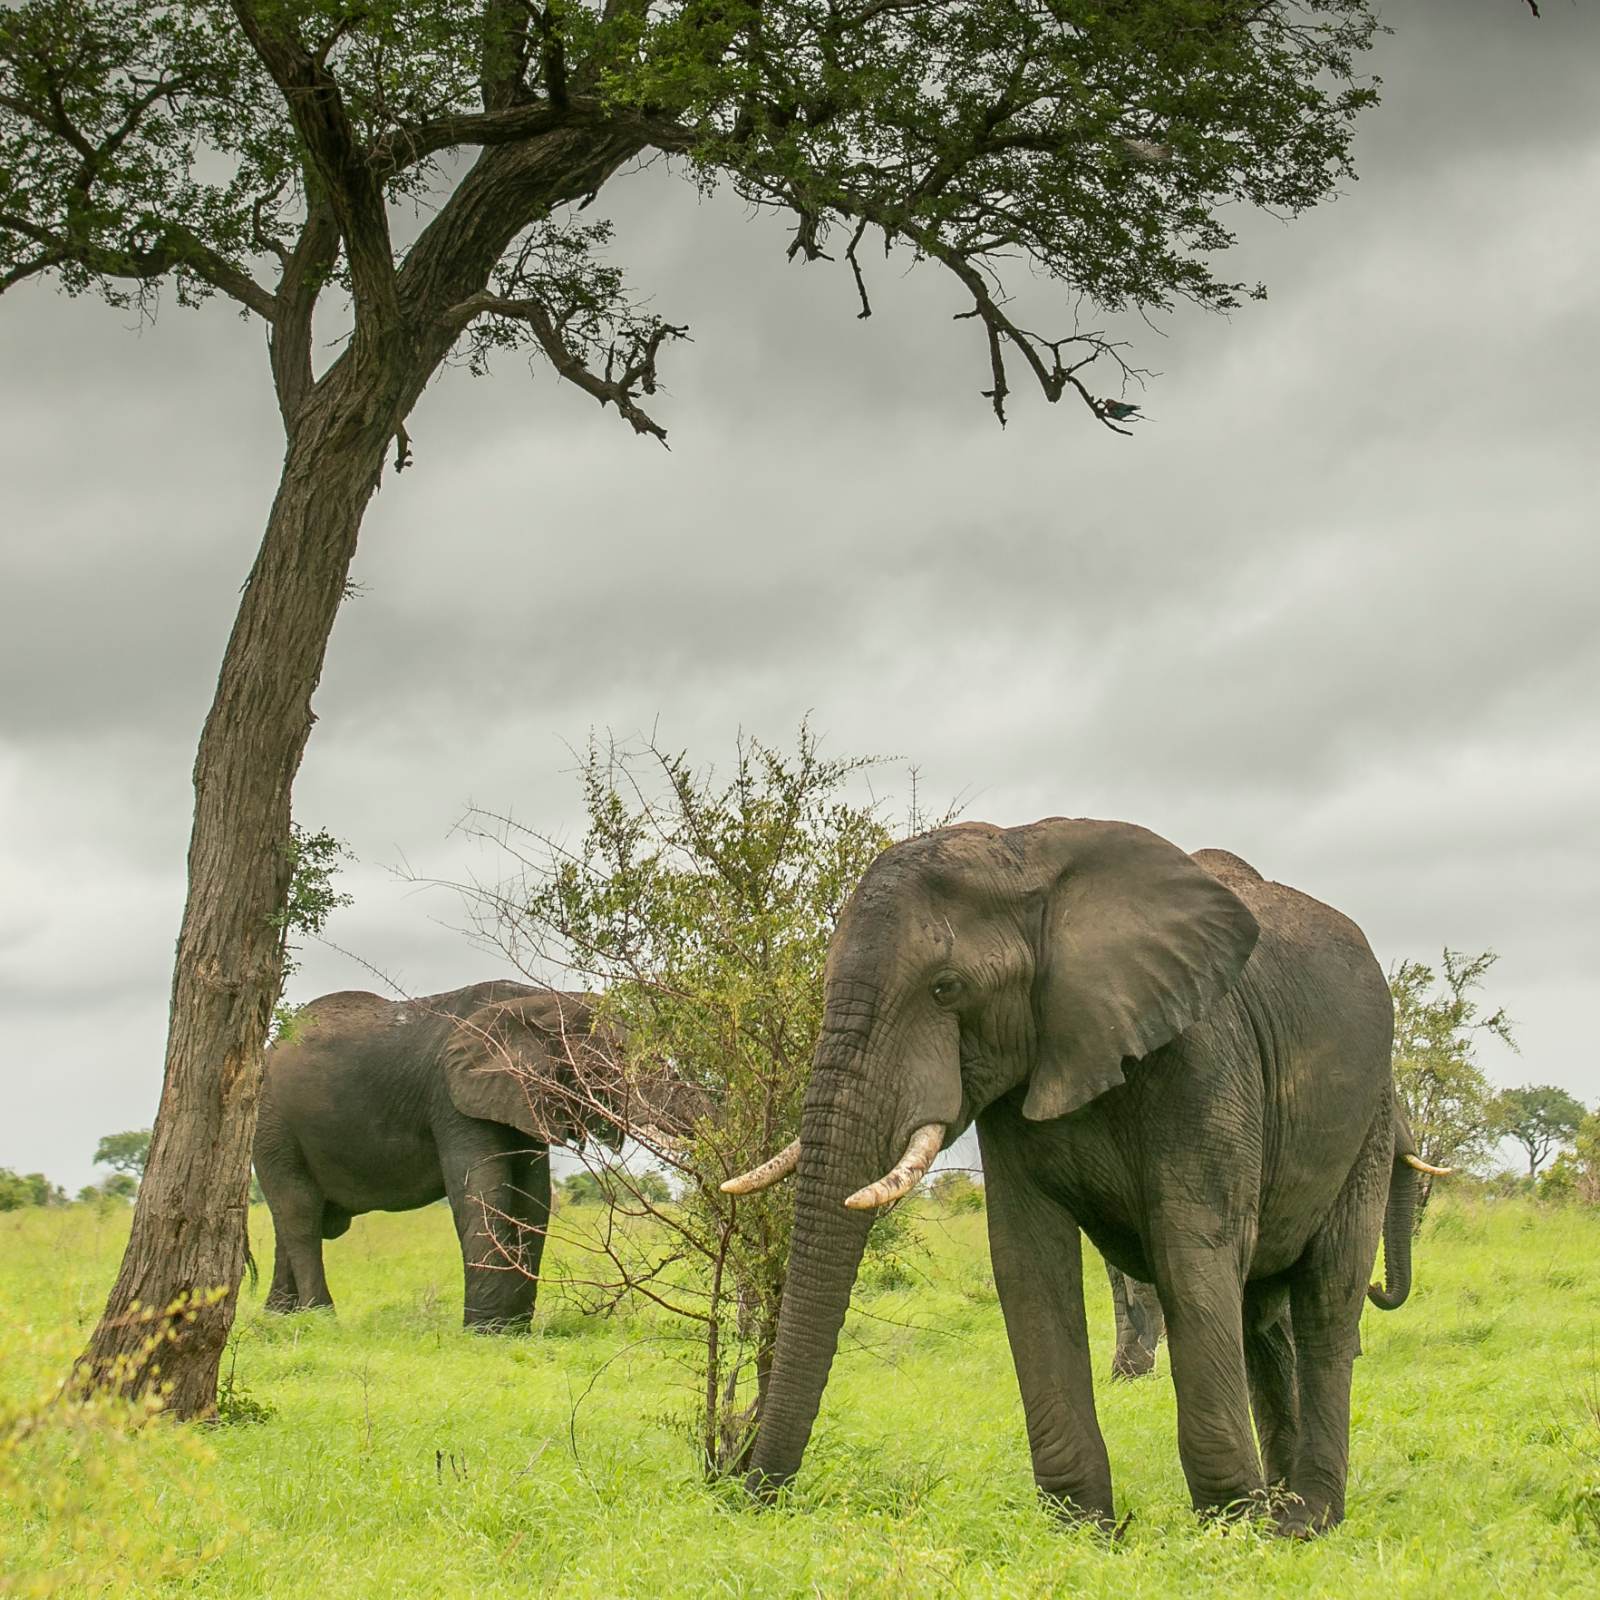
930,977,963,1007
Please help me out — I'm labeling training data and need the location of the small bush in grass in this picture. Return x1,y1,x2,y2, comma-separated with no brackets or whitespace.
929,1171,986,1214
0,1299,240,1594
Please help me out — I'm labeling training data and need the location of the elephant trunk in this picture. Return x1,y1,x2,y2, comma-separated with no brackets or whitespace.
1366,1154,1417,1311
744,1064,882,1494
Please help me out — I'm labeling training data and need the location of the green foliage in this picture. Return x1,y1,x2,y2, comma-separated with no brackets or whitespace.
1,0,1384,426
1539,1114,1600,1207
1492,1085,1590,1178
558,1166,672,1208
269,823,353,997
473,723,893,1476
9,1198,1600,1596
930,1170,987,1214
1390,949,1517,1212
857,1202,929,1293
216,1342,277,1427
76,1174,140,1207
0,1248,241,1592
0,1169,66,1211
93,1128,151,1179
271,825,354,948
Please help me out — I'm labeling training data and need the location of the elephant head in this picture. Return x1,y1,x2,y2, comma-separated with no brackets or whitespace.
443,989,706,1151
443,991,629,1149
736,818,1260,1492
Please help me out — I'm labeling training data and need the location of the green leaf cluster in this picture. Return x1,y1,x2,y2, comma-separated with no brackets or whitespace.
268,823,354,996
3,0,1383,424
0,1168,69,1210
1389,949,1516,1205
1538,1113,1600,1206
558,1164,672,1206
501,721,893,1473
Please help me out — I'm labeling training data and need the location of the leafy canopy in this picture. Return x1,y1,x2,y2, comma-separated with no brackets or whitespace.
1,0,1382,427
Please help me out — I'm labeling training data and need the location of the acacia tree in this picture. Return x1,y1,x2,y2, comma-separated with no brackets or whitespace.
455,726,897,1476
1491,1084,1587,1178
2,0,1381,1413
1390,949,1517,1215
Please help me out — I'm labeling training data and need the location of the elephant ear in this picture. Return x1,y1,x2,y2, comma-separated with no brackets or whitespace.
443,992,604,1141
1023,819,1260,1122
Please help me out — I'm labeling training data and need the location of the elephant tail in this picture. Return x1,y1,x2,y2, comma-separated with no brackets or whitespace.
1366,1152,1417,1311
244,1239,259,1293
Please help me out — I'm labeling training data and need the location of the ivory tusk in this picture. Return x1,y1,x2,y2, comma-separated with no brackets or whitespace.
1403,1153,1454,1176
844,1124,945,1211
720,1138,800,1195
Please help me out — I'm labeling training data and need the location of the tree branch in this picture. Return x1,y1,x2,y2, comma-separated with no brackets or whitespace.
901,219,1141,431
269,202,340,426
0,208,277,318
367,98,693,184
445,290,684,441
225,0,398,328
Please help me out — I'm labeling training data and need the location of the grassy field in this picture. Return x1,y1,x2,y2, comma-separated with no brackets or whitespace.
4,1195,1600,1598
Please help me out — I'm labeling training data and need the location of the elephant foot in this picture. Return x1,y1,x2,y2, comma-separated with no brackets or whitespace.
463,1312,532,1335
743,1467,797,1507
1272,1496,1340,1540
1040,1489,1120,1536
1196,1486,1290,1530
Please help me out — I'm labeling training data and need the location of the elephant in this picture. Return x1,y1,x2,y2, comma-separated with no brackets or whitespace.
727,819,1423,1536
1105,1262,1165,1380
254,981,626,1331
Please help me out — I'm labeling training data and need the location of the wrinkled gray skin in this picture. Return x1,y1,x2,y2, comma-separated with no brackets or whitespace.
255,983,616,1331
1106,1262,1165,1380
749,820,1416,1536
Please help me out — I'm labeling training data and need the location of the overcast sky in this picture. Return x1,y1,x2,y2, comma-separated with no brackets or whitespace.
2,0,1595,1190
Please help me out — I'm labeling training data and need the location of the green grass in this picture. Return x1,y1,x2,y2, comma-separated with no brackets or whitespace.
5,1196,1600,1597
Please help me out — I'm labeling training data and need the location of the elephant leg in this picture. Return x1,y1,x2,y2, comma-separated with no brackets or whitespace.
441,1131,547,1332
265,1231,299,1313
1243,1280,1299,1489
1281,1108,1391,1534
508,1145,552,1308
255,1092,334,1311
978,1109,1114,1527
1147,1229,1263,1517
258,1174,334,1312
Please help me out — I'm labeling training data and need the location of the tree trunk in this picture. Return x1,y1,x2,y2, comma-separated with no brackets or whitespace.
79,115,657,1417
82,361,397,1417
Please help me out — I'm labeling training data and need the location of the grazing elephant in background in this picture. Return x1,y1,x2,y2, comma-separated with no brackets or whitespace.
1106,1262,1165,1380
255,982,623,1331
728,819,1422,1535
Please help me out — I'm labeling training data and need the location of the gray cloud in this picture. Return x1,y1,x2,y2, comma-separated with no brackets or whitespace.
2,0,1595,1186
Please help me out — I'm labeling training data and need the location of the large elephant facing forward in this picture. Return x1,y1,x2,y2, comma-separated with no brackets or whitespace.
255,982,621,1331
732,820,1421,1535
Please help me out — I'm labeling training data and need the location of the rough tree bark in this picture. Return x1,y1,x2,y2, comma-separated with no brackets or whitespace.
82,109,662,1413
